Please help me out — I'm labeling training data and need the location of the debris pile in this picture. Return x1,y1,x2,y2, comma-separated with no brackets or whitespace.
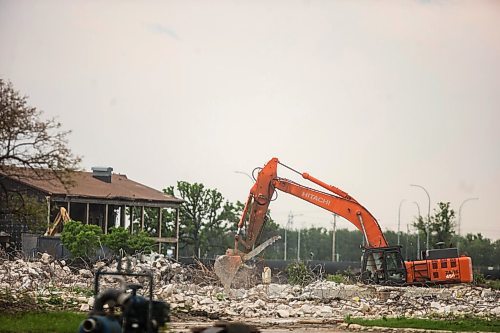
0,253,499,320
164,280,500,320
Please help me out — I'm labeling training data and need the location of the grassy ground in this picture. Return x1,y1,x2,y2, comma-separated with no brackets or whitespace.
346,316,500,332
0,312,86,333
2,312,500,333
484,279,500,290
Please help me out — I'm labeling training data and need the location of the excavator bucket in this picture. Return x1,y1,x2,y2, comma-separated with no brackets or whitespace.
214,253,243,290
214,236,281,289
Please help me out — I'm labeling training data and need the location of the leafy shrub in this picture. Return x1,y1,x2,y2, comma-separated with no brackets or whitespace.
327,273,348,284
61,220,103,259
102,227,131,253
473,272,500,290
102,227,156,255
216,292,225,301
285,261,314,286
474,272,487,285
486,280,500,290
128,231,156,254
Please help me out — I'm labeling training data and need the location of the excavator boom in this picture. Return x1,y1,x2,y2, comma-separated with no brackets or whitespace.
272,178,387,248
236,157,387,249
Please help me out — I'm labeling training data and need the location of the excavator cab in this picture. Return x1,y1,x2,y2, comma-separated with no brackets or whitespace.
361,246,407,285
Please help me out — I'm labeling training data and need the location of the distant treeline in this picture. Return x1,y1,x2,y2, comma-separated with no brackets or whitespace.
183,224,500,269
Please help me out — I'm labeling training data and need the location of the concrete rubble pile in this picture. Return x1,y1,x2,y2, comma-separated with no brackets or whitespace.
0,253,499,320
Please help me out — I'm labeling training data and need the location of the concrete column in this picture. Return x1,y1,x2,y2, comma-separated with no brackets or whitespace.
158,207,163,252
46,196,51,229
120,205,126,228
86,203,90,224
104,204,109,234
176,208,180,261
129,206,134,233
158,208,162,238
141,206,145,231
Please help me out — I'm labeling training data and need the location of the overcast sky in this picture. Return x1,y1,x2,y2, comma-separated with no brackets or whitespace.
1,0,499,241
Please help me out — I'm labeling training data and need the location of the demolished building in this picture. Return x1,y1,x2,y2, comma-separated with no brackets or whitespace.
0,166,183,258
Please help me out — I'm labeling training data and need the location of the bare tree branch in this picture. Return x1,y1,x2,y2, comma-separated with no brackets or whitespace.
0,78,81,218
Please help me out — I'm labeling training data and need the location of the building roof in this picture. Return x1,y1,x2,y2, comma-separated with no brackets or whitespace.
0,167,182,205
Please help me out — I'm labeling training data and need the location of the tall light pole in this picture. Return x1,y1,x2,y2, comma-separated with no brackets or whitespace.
457,197,478,252
413,201,421,259
405,223,410,260
398,199,406,245
410,184,431,252
285,211,302,260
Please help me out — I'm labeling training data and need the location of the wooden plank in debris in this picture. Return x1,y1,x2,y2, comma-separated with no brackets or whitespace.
151,237,177,243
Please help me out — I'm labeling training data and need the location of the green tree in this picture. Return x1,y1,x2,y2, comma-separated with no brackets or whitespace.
430,202,456,246
414,202,456,249
494,239,500,268
300,227,331,260
200,200,244,258
459,233,494,267
335,228,364,261
125,206,171,236
164,181,241,257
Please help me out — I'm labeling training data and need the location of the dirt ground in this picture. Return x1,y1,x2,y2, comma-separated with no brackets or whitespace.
168,318,350,333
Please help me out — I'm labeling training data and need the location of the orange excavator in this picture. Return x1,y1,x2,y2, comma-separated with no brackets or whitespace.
214,158,473,286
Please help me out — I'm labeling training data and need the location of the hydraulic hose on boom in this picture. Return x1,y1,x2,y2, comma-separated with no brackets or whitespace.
234,158,387,250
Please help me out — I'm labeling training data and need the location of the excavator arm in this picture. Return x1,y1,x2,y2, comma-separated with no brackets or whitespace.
235,157,387,252
214,158,393,288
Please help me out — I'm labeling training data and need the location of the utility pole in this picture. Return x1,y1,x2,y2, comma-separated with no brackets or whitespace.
285,211,302,260
283,223,290,261
297,228,301,261
405,223,410,260
332,214,337,262
284,212,292,261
